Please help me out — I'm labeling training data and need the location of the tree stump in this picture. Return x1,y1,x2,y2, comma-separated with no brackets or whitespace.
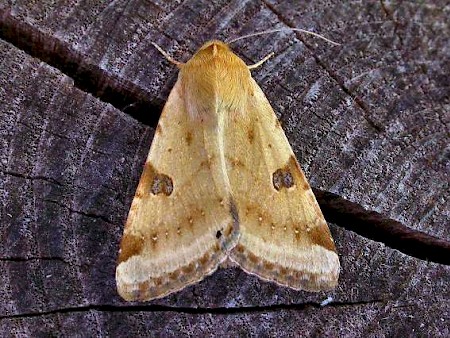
0,1,448,336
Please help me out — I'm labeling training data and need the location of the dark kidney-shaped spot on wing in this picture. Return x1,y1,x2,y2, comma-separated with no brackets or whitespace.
272,167,295,190
150,172,174,196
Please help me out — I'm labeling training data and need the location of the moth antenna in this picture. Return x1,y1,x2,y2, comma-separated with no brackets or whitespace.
151,42,183,66
248,52,275,70
227,28,340,46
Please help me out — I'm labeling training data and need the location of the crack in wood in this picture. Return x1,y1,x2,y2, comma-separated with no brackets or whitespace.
0,7,161,127
0,299,386,320
44,199,113,225
0,256,70,265
314,188,450,265
379,0,404,46
2,170,63,187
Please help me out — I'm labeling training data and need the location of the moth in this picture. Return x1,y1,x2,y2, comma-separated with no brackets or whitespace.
116,39,340,301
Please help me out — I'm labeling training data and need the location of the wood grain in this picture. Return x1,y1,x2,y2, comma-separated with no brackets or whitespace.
0,0,448,336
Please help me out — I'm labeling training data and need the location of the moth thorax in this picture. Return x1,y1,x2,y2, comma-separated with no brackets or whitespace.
180,47,251,122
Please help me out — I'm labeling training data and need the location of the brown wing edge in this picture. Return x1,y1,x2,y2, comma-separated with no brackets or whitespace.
230,239,340,292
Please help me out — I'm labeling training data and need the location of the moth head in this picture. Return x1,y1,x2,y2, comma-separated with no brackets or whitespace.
198,40,230,53
185,40,243,67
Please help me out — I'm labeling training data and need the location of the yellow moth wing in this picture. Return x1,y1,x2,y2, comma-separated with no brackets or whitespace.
116,61,239,301
225,77,340,291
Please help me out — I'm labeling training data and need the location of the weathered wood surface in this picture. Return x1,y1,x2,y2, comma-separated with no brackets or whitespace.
0,1,448,336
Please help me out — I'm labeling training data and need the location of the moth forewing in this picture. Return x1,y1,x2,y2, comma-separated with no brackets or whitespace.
116,47,240,302
224,77,339,291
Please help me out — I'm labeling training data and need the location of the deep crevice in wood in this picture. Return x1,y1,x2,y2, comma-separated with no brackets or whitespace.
314,189,450,265
0,7,161,127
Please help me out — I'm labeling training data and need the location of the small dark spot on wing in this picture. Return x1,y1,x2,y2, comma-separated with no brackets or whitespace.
247,128,255,143
185,131,193,145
